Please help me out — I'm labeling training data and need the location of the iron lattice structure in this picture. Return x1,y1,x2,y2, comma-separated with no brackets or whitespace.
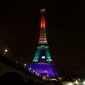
28,8,58,78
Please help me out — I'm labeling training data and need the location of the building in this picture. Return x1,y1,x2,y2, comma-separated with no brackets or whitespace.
28,8,58,80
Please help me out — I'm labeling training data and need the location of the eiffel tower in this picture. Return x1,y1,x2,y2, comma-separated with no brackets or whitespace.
28,8,58,79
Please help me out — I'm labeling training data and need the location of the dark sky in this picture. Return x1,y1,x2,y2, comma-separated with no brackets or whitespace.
0,1,85,76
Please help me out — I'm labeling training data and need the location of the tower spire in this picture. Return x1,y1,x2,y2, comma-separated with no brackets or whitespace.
40,8,45,28
38,8,48,44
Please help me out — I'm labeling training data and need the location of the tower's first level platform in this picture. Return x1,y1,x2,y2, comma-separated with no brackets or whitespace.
28,63,58,78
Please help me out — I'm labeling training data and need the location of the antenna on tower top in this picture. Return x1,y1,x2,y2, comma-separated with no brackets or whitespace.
40,8,45,13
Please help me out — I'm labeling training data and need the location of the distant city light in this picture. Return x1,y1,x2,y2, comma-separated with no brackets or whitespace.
42,76,47,80
50,78,57,81
62,82,73,85
74,80,79,84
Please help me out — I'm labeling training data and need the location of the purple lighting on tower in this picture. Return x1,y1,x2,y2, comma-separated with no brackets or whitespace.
28,63,58,77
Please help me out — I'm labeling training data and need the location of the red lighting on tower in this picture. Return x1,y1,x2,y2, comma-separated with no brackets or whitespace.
38,8,47,44
40,8,45,28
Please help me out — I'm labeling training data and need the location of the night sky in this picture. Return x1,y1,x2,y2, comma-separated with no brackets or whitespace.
0,1,84,76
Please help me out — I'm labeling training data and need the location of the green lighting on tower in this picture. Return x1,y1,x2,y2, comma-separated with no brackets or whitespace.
33,45,53,62
46,49,52,62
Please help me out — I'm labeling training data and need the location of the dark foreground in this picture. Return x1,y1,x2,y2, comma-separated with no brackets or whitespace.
0,72,62,85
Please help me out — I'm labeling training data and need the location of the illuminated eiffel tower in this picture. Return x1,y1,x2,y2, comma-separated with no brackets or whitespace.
28,8,58,79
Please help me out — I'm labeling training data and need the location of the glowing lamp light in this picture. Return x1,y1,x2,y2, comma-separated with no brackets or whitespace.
37,73,39,76
24,64,27,67
29,68,31,70
74,80,79,84
4,49,8,55
33,70,35,72
67,82,74,85
5,49,8,52
36,72,37,74
83,81,85,84
41,56,45,59
62,82,73,85
42,76,47,80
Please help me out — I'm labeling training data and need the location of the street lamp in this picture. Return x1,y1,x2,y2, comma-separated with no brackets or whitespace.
4,49,8,55
5,49,8,52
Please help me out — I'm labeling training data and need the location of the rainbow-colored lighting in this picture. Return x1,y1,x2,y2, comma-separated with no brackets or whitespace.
28,8,58,79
